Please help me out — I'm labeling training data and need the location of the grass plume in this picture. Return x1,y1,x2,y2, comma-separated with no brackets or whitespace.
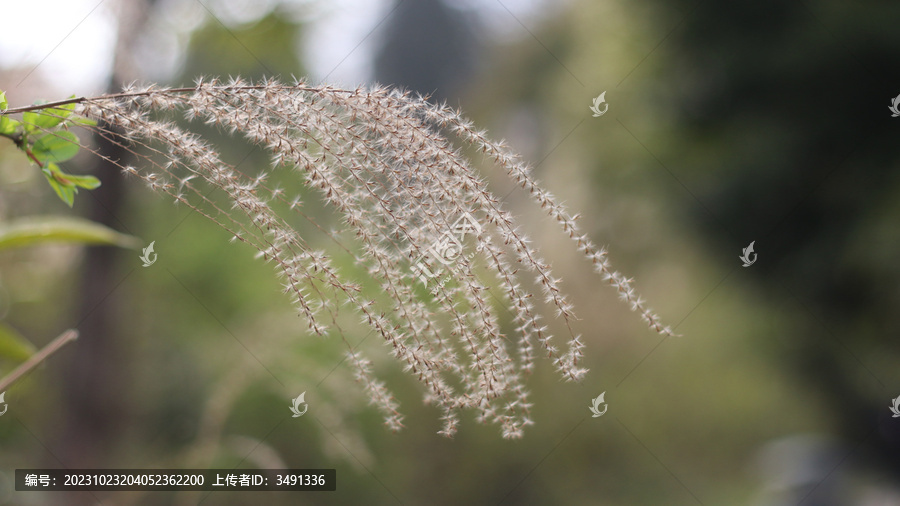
2,78,674,438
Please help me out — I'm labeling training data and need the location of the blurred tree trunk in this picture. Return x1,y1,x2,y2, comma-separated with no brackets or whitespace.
55,0,156,479
373,0,479,103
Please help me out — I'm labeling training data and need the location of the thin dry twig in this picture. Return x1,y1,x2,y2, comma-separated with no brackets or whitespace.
0,329,79,392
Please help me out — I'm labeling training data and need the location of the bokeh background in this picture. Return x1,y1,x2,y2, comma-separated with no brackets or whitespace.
1,0,899,504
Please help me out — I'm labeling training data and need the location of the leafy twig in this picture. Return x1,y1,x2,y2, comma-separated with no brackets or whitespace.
0,90,100,206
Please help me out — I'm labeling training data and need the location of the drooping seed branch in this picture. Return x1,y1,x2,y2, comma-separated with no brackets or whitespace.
2,79,672,438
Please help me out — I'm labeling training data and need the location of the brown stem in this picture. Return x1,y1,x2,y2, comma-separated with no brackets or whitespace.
0,84,354,116
23,147,44,168
0,329,79,392
2,131,45,168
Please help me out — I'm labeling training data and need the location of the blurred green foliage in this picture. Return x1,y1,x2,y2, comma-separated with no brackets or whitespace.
1,0,897,504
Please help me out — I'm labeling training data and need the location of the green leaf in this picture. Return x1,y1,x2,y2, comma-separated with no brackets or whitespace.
0,92,16,136
44,96,77,124
44,175,76,207
0,322,36,364
63,173,101,190
67,115,97,127
22,99,47,132
0,216,141,250
40,163,101,206
32,131,80,163
0,116,18,136
21,101,73,131
22,99,75,131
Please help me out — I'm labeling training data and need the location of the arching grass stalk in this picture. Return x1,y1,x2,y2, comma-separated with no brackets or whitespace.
0,79,674,438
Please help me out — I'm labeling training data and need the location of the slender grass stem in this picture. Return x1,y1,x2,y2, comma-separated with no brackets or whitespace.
0,329,79,392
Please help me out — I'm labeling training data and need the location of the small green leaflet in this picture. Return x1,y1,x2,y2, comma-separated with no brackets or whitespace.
32,131,80,163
